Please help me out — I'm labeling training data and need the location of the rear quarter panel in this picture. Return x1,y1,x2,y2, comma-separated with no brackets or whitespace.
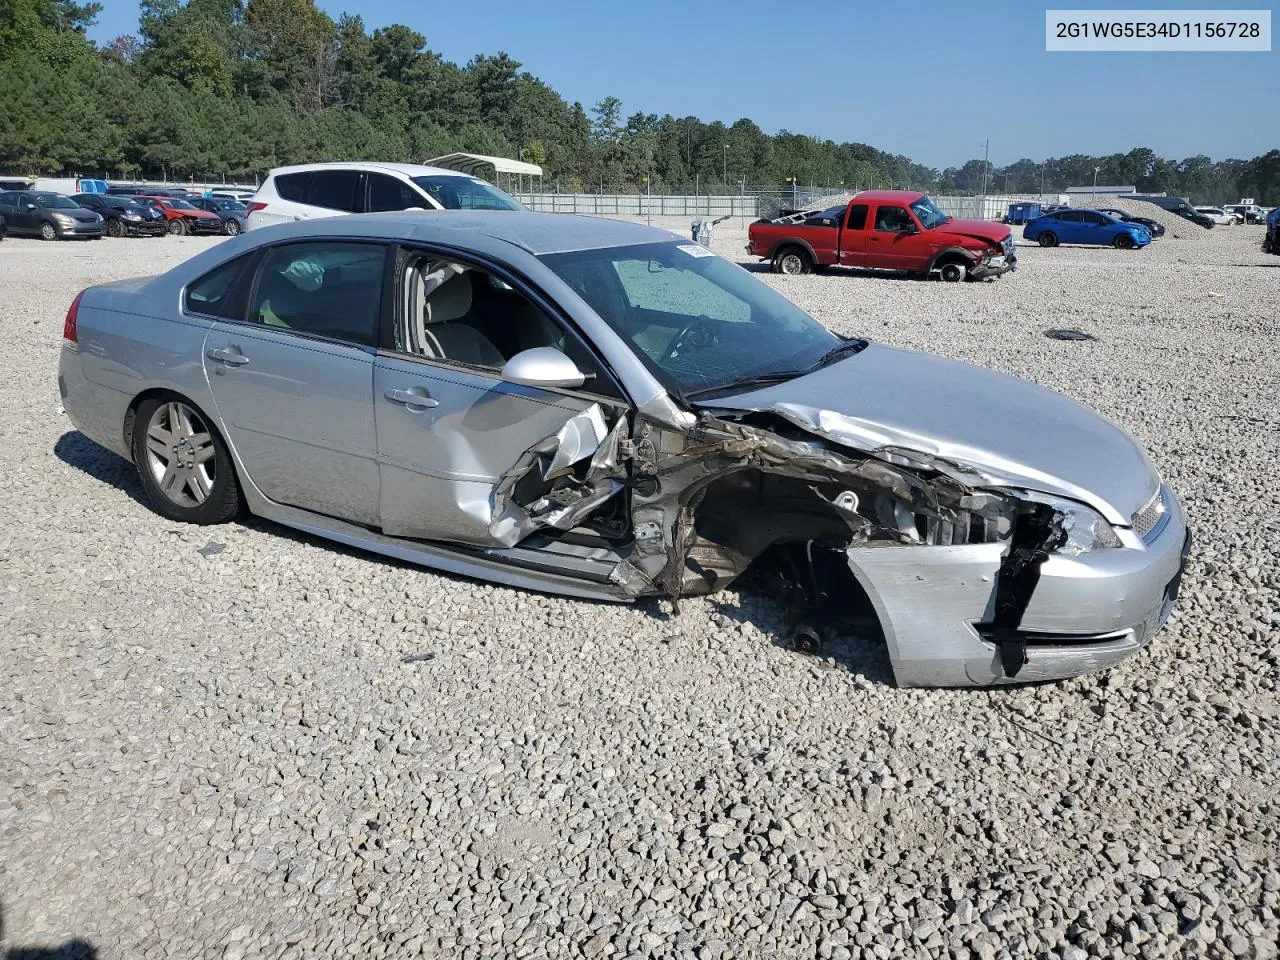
71,286,216,457
748,223,838,264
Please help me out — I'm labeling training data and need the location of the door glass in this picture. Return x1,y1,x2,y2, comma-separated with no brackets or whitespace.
250,242,385,346
367,173,423,212
185,254,254,319
873,206,913,232
275,172,310,203
845,204,868,230
305,171,360,211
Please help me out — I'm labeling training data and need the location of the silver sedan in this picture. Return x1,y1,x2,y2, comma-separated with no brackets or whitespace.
57,212,1189,687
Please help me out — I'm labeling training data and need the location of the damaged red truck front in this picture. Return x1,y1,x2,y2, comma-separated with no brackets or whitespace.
748,190,1015,281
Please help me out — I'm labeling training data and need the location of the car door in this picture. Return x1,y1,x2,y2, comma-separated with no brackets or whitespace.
373,251,627,546
1081,211,1112,242
867,203,924,269
199,240,391,525
1054,211,1083,243
837,203,870,267
6,192,36,231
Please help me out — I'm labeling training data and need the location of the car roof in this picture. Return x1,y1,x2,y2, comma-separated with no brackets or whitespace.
853,189,926,204
266,161,464,179
247,210,684,255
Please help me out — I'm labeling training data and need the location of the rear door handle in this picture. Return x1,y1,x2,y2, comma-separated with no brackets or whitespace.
206,346,249,366
384,387,439,410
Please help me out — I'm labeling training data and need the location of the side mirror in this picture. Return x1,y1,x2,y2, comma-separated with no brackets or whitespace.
500,347,586,389
25,203,37,210
900,222,918,234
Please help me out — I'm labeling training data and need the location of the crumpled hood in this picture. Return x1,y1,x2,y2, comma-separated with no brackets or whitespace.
928,218,1010,245
708,342,1158,525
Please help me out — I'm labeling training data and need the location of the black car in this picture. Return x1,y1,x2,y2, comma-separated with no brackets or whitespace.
73,193,168,237
1097,208,1166,239
189,196,247,235
0,190,104,239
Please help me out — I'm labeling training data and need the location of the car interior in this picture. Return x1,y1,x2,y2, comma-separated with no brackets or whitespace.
399,256,606,385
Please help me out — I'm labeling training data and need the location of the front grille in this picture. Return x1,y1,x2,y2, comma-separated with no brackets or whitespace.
1131,488,1166,542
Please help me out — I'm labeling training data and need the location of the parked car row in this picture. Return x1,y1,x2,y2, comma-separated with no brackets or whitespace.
0,188,246,240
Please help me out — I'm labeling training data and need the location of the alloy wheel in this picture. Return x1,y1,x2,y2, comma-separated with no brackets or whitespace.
144,401,217,507
780,253,803,274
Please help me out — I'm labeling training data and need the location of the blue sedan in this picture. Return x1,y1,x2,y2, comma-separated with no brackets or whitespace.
1023,209,1151,249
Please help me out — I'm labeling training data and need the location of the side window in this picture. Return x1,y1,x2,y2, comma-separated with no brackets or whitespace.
250,242,385,346
846,204,868,230
873,205,914,232
1058,211,1081,222
367,173,422,213
184,254,254,319
275,172,310,203
305,171,360,212
1086,212,1108,225
399,254,612,391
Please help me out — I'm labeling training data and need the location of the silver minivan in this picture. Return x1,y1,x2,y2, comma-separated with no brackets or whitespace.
244,162,523,231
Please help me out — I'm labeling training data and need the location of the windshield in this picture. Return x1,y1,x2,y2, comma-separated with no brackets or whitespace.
541,241,844,398
212,199,245,212
910,196,948,229
410,175,523,211
36,195,79,209
166,199,196,210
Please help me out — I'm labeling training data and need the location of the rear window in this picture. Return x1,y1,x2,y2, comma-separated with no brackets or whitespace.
846,204,868,230
275,172,310,203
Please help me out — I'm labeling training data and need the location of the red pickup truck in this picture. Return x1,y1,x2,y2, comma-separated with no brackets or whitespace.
747,190,1015,281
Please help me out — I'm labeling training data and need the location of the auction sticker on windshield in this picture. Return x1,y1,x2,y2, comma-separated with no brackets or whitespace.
677,244,715,258
1046,9,1270,50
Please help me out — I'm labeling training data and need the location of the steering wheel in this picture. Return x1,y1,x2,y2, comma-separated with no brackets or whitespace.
661,316,717,363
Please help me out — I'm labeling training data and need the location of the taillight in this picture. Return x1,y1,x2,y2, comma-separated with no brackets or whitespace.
64,289,84,343
246,201,267,215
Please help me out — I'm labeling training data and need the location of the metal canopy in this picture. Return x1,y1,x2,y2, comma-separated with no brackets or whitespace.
427,153,543,178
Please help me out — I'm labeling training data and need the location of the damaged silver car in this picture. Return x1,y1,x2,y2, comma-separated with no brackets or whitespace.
58,212,1190,687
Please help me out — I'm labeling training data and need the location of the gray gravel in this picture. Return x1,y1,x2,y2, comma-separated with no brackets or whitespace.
2,225,1277,959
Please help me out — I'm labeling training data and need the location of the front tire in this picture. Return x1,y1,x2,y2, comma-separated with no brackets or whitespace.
132,396,242,525
773,246,812,275
223,219,241,236
167,218,189,236
1037,231,1058,248
40,222,58,241
937,260,967,282
106,218,124,238
1113,234,1135,249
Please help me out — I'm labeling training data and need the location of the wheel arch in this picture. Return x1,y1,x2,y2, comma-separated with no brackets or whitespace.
768,238,817,263
926,247,978,273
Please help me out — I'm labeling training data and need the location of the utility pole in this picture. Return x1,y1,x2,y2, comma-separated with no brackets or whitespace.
722,143,729,191
1092,165,1101,205
980,138,990,204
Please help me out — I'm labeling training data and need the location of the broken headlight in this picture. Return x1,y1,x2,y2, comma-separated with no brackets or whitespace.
1024,493,1122,556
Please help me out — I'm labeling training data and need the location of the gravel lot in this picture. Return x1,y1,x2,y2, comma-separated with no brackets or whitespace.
2,224,1277,960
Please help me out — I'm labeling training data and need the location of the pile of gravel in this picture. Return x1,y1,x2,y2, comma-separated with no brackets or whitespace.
1,229,1277,959
1077,196,1204,239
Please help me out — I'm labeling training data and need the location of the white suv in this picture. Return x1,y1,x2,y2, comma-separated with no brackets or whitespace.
244,162,523,231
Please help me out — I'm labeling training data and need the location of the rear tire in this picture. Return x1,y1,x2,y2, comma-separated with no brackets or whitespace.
40,222,58,241
1113,234,1135,250
773,246,812,275
1037,231,1058,248
132,395,242,525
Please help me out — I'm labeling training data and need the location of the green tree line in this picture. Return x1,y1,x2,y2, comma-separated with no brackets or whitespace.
1,0,1276,203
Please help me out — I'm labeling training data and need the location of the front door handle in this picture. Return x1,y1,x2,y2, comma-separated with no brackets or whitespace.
206,346,250,366
384,387,439,410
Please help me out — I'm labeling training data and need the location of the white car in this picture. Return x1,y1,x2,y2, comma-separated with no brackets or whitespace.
1194,206,1241,226
244,162,523,231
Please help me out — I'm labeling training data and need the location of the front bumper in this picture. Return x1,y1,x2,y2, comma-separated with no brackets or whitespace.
187,218,224,234
968,254,1016,280
56,223,105,238
847,485,1189,687
125,220,167,236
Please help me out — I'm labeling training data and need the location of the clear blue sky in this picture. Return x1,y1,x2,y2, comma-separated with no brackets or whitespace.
87,0,1276,168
